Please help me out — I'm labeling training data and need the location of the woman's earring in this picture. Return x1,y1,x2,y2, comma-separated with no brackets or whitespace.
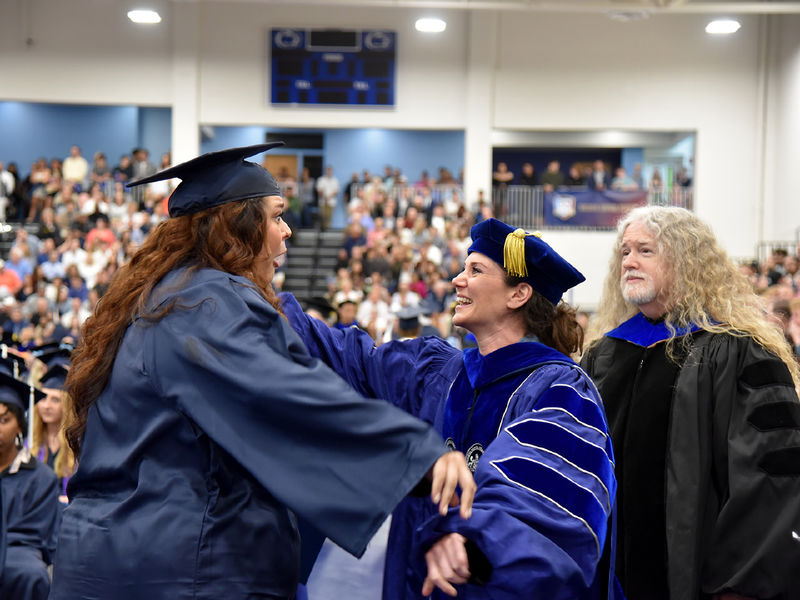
15,433,24,449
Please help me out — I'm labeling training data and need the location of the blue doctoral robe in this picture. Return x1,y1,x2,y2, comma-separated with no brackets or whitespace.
282,294,618,600
1,448,60,600
50,267,447,600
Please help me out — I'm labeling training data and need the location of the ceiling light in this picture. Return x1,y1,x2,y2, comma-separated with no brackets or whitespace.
415,18,446,33
128,9,162,24
705,19,741,35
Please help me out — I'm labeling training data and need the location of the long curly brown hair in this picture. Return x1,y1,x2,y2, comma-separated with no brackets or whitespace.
65,198,277,458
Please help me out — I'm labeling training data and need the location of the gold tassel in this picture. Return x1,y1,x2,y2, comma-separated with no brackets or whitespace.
503,228,543,277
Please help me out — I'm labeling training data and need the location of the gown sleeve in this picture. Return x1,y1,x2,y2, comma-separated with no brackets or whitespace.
698,336,800,597
411,366,616,599
280,292,459,417
145,277,447,558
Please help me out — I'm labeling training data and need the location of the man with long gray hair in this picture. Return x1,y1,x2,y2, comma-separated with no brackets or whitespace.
581,206,800,600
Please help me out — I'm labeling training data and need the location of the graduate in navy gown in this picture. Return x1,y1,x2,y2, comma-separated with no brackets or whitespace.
283,218,620,599
50,144,475,600
0,371,60,600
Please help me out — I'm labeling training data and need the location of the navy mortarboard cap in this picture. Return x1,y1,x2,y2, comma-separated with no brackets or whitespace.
304,296,336,318
468,218,585,305
40,364,69,390
396,305,423,331
0,371,45,412
126,143,285,218
31,341,73,368
0,350,27,379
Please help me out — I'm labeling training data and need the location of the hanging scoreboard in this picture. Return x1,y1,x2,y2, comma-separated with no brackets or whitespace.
270,29,396,107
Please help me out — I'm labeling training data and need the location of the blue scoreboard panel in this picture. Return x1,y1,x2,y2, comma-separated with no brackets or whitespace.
270,29,396,106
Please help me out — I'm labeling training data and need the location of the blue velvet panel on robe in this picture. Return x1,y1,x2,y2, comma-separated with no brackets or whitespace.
281,293,618,600
50,267,447,600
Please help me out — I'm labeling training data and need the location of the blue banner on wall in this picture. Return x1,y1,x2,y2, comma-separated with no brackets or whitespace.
543,189,648,227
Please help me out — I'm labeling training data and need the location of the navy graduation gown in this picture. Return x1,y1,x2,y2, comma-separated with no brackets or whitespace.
50,267,446,599
1,449,60,600
282,294,617,600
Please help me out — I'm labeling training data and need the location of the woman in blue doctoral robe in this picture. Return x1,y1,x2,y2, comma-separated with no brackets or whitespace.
283,218,619,599
50,144,475,600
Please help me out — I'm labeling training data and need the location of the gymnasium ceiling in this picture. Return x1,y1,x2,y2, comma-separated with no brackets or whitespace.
198,0,800,15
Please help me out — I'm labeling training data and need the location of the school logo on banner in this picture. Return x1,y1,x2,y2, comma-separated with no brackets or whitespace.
552,194,577,221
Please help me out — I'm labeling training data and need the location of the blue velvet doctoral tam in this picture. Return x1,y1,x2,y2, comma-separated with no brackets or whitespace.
283,294,619,600
49,267,447,599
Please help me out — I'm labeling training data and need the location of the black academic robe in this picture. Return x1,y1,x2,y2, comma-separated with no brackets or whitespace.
582,313,800,599
50,266,446,599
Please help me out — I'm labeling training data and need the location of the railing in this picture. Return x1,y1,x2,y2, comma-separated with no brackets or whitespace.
493,185,694,231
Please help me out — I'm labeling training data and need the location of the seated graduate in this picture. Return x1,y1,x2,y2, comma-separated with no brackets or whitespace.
282,218,619,599
0,370,60,600
49,144,475,600
31,342,74,504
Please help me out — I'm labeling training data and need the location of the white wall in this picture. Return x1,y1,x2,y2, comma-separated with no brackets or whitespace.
764,15,800,246
0,0,173,106
493,12,765,258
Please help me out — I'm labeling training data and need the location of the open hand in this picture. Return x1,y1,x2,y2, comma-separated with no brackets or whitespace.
428,451,476,518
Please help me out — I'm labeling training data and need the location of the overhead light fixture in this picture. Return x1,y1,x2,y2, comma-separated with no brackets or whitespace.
128,9,162,24
415,18,446,34
705,19,741,35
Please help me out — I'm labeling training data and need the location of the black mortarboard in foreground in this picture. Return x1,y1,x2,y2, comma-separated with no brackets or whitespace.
0,371,45,413
126,143,285,217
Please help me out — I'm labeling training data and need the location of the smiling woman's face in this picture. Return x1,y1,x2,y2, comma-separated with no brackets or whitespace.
451,252,518,338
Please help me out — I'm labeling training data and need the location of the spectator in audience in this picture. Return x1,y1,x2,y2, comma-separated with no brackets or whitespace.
518,162,537,186
6,247,33,283
611,167,638,191
316,165,340,231
62,145,89,192
587,160,612,191
90,152,112,192
565,165,585,186
86,215,116,249
342,222,367,259
42,248,67,281
539,160,564,193
491,162,513,189
648,169,664,194
0,161,14,222
131,147,156,180
298,167,316,228
788,298,800,357
0,371,60,600
675,165,692,187
111,154,132,183
334,298,360,330
0,259,23,298
357,284,391,342
630,163,643,189
390,272,421,312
